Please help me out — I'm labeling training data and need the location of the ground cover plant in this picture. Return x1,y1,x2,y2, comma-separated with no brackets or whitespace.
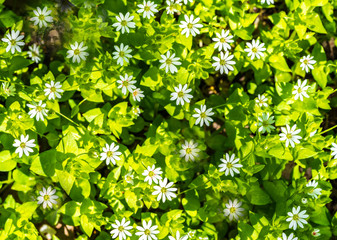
0,0,337,239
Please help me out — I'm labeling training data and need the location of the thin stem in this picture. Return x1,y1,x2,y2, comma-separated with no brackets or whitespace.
55,111,80,127
319,124,337,135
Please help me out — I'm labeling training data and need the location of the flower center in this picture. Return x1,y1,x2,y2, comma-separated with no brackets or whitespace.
200,112,206,118
161,187,167,193
119,51,125,57
252,47,258,53
220,59,226,65
121,20,127,26
286,133,292,139
38,15,45,20
20,142,26,148
118,226,124,232
144,5,150,11
50,86,56,92
312,232,316,236
133,91,138,96
178,91,184,98
74,49,80,55
144,229,151,235
107,151,113,157
227,162,233,169
293,214,299,221
165,58,172,65
220,38,225,43
36,106,43,112
262,120,269,127
10,39,16,45
303,59,308,64
186,148,192,154
43,195,50,201
149,171,155,177
123,81,129,87
230,207,236,213
187,23,193,29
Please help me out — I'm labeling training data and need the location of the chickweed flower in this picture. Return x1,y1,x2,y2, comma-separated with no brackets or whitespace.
166,0,182,15
113,43,132,66
100,143,122,166
117,74,137,95
27,44,41,63
31,7,53,28
135,220,159,240
66,42,89,64
224,199,244,221
258,112,275,134
169,231,188,240
170,84,193,106
13,134,36,158
244,39,266,60
193,105,214,127
255,94,268,107
37,186,58,209
44,81,64,100
306,180,322,199
159,51,181,74
279,124,302,148
110,218,133,240
152,177,177,203
131,106,141,117
331,143,337,159
218,153,243,177
312,229,320,237
212,29,234,52
179,14,203,38
27,100,48,121
277,233,298,240
132,88,144,102
124,172,134,184
179,140,200,161
112,12,135,34
286,206,309,230
300,54,316,73
142,165,163,185
2,29,25,54
292,79,309,101
1,82,16,97
137,1,158,19
212,51,235,74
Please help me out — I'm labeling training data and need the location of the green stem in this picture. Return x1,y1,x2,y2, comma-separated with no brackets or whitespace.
55,111,80,127
319,125,337,135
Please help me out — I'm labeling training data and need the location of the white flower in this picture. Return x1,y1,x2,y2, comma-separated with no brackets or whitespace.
152,177,177,203
261,0,274,5
13,134,36,158
309,130,317,137
124,172,134,184
137,1,158,19
113,43,132,66
179,140,200,161
112,12,136,34
292,79,309,101
31,7,53,28
169,231,188,240
37,186,58,209
110,218,133,240
192,105,214,127
132,106,141,117
39,224,56,240
186,231,195,238
179,14,203,38
306,180,322,199
27,100,48,121
258,112,275,134
132,88,144,102
244,39,266,60
286,206,309,230
100,143,122,166
277,233,298,240
279,124,302,148
300,54,316,73
301,198,308,204
224,199,244,221
212,29,234,52
142,165,163,185
166,0,182,15
66,42,89,63
1,30,25,54
170,84,193,106
183,0,193,4
212,51,235,74
27,44,41,63
218,153,243,177
159,51,181,74
312,229,320,237
331,143,337,159
117,74,137,95
255,94,268,107
2,82,16,97
135,220,159,240
44,81,64,100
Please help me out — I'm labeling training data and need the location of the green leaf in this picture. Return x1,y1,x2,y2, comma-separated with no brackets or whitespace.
125,189,138,212
9,56,31,72
0,151,16,172
306,12,327,34
57,170,75,195
269,54,291,72
182,190,200,217
247,185,272,205
80,214,94,237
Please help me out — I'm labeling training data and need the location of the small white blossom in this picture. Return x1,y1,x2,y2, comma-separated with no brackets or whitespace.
132,88,144,102
292,79,310,101
137,1,158,19
277,233,298,240
186,231,195,238
112,12,136,34
180,140,200,161
37,186,58,209
66,42,89,63
152,177,177,203
301,198,308,204
39,224,56,240
135,220,159,240
117,74,137,95
142,165,163,185
159,50,181,74
170,84,193,106
312,229,320,237
192,105,214,127
110,218,133,240
258,112,275,134
13,134,36,158
300,54,316,73
255,94,268,107
212,51,235,74
261,0,274,5
331,143,337,159
27,44,41,63
212,29,234,52
166,0,182,15
132,106,141,117
286,206,309,230
100,143,122,166
169,231,188,240
1,82,16,97
113,43,132,66
124,172,134,184
306,180,322,199
224,199,244,221
31,7,53,28
44,81,64,100
244,39,266,60
218,153,243,177
1,30,25,54
27,100,48,121
179,14,203,38
279,124,302,148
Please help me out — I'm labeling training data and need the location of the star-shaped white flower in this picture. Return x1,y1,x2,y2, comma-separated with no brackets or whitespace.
152,177,177,203
13,134,36,158
2,82,16,97
112,12,136,34
27,100,48,121
166,0,182,15
159,50,181,74
135,220,159,240
100,143,122,166
212,51,235,74
44,81,64,100
179,140,200,161
169,231,188,240
66,41,89,63
286,206,309,230
224,199,244,221
306,180,322,199
255,94,268,107
279,124,302,148
192,105,214,127
142,165,163,185
170,84,193,106
212,29,234,52
37,186,58,209
132,88,144,102
179,14,203,38
113,43,132,66
137,1,158,19
244,39,266,60
258,112,275,134
300,54,316,73
1,29,25,54
331,143,337,159
117,73,137,95
218,153,243,177
277,233,298,240
31,7,53,28
292,79,309,101
27,44,41,63
132,106,141,117
110,218,133,240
